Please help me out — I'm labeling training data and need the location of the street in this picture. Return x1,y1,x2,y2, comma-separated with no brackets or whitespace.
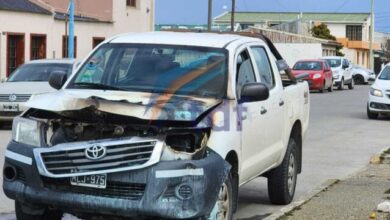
0,85,390,219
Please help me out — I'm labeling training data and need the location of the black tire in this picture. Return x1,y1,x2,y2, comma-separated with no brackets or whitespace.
15,202,63,220
267,138,298,205
348,78,354,90
207,173,233,220
367,104,379,119
354,75,364,85
338,78,344,90
328,81,334,92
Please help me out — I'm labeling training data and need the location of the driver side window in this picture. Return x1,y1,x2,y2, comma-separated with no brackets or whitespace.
236,50,256,98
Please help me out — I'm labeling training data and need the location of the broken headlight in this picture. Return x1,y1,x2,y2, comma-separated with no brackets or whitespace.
12,117,42,147
161,131,208,160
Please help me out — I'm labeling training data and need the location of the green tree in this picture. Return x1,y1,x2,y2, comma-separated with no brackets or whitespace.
311,23,344,56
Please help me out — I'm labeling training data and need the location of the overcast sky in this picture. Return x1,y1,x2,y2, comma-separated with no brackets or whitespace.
155,0,390,33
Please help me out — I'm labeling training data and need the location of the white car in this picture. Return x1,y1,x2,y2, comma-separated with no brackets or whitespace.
367,64,390,119
322,56,354,90
3,32,309,219
352,65,376,84
0,59,79,122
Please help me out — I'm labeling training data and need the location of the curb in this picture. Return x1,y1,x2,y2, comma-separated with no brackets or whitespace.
263,179,339,220
370,147,390,165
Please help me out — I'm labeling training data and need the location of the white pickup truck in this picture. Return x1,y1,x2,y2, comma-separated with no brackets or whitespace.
3,32,309,220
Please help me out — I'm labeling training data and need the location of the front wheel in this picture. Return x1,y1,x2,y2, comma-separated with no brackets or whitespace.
267,138,298,205
207,174,233,220
348,78,354,90
15,202,63,220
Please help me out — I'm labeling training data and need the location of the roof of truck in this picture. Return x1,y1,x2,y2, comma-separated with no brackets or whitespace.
109,32,261,48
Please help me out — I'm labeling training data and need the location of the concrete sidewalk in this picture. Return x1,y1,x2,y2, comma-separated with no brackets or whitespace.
278,163,390,220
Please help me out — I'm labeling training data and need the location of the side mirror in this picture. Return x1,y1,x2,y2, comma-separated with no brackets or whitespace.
342,64,349,69
240,83,269,103
49,71,68,90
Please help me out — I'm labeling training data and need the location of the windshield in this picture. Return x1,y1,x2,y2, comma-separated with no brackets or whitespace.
68,44,228,98
378,67,390,80
293,61,322,71
324,59,341,68
8,63,73,82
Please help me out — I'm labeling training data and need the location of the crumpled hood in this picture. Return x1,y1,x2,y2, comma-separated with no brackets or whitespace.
26,89,222,122
0,82,53,95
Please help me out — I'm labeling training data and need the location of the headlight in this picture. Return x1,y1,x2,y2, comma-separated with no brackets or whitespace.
161,131,208,161
12,117,42,147
370,88,383,97
313,73,322,79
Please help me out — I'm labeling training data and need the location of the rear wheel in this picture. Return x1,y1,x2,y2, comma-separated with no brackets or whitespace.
354,75,364,85
15,202,63,220
367,104,379,119
267,138,298,205
348,78,354,90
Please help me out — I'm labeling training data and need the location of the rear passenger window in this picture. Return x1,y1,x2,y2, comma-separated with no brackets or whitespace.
236,50,256,98
251,47,274,89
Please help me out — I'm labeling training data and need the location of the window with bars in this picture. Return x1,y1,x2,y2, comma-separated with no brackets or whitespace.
31,35,46,60
346,25,362,41
126,0,136,7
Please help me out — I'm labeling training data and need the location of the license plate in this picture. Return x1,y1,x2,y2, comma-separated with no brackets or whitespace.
70,174,107,189
3,104,19,112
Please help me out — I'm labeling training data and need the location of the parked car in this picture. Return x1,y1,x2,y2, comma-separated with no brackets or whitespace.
0,59,79,122
322,56,354,90
3,32,309,220
292,59,333,93
367,64,390,119
352,65,376,84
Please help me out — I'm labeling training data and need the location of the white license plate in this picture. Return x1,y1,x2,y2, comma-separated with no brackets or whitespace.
70,174,107,189
3,104,19,112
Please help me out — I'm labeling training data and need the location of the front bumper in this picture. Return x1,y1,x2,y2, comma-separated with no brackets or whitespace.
368,94,390,113
3,141,230,219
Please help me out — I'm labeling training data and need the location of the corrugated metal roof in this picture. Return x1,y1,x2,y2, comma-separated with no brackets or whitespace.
0,0,51,15
215,12,370,24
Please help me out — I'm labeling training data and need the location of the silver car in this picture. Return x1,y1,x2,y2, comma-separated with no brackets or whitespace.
0,59,79,122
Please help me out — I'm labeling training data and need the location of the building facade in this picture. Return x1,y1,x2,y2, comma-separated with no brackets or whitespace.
0,0,154,80
214,12,381,69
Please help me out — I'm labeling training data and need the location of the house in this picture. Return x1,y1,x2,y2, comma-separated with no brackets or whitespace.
0,0,155,80
214,12,381,69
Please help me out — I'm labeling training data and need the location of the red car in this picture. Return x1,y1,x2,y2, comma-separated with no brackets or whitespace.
292,59,333,93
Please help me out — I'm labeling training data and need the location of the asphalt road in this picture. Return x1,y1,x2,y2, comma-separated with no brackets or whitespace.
0,85,389,219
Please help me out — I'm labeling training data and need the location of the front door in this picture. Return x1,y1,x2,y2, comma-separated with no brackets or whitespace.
7,34,25,77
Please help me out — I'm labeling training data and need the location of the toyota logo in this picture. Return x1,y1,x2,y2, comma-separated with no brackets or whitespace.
85,145,106,160
8,94,17,102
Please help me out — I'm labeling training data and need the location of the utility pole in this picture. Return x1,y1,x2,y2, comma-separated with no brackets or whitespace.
208,0,212,31
369,0,375,70
231,0,236,32
68,0,75,59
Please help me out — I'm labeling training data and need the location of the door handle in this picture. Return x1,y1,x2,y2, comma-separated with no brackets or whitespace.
260,107,267,115
279,100,285,106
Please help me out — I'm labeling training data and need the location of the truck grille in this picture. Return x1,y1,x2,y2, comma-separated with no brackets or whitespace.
42,177,146,200
0,94,31,102
40,140,156,175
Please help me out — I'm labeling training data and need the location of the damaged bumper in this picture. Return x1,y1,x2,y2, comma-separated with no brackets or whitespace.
3,141,230,219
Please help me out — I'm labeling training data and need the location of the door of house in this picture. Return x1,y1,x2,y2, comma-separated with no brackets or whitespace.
7,34,25,77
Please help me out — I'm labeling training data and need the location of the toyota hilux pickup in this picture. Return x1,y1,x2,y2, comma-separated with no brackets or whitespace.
3,32,309,220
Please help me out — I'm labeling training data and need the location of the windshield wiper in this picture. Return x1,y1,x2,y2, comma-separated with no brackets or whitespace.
72,82,126,91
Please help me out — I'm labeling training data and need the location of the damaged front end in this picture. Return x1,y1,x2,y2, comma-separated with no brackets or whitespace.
3,96,230,219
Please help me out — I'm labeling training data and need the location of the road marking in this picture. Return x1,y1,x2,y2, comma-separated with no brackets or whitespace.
5,150,32,165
